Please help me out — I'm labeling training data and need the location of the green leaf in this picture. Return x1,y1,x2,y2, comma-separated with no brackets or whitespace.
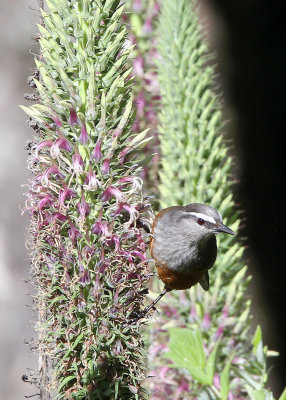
130,14,143,38
252,325,265,363
205,339,220,383
48,295,67,307
103,0,119,13
234,367,261,390
279,387,286,400
78,144,90,162
62,331,84,362
252,389,275,400
252,325,262,352
164,328,212,385
58,375,77,392
117,97,133,130
220,358,233,400
127,129,150,149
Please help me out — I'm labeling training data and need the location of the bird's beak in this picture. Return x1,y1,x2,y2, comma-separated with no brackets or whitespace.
216,224,235,235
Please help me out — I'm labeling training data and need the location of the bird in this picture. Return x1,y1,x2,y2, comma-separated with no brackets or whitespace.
141,203,235,317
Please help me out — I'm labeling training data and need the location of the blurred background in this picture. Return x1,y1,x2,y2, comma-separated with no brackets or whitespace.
202,0,285,395
0,0,284,398
0,0,38,398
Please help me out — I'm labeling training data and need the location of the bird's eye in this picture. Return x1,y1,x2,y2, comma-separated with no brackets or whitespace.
197,218,205,225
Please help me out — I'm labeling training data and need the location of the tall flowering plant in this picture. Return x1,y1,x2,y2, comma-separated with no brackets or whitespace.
124,0,161,195
143,0,285,399
22,0,153,398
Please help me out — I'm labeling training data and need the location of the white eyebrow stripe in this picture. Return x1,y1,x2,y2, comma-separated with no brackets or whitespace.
189,212,216,224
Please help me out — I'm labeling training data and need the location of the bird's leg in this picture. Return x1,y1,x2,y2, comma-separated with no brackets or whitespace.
141,287,168,316
128,287,169,324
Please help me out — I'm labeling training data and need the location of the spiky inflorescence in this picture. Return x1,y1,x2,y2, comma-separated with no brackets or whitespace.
123,0,160,197
148,0,281,399
22,0,154,398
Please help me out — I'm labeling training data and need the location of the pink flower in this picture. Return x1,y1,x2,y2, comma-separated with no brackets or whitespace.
153,2,160,16
135,91,146,118
79,264,90,286
41,166,64,186
50,137,73,158
202,313,211,330
69,108,79,125
146,105,157,122
68,224,82,242
92,140,103,162
117,176,135,185
215,326,224,340
112,128,122,138
143,17,152,34
118,147,129,164
174,379,189,398
71,153,84,175
213,374,220,390
189,304,198,322
133,0,141,13
79,123,89,144
106,235,121,252
133,56,144,77
114,203,139,225
50,212,68,223
59,185,76,209
92,221,110,237
101,186,125,203
52,115,62,127
82,245,95,260
84,170,100,191
38,194,53,211
35,140,53,157
131,250,146,262
101,158,110,175
223,305,229,317
77,195,91,218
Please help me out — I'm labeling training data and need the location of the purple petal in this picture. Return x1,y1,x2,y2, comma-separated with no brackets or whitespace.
101,158,110,175
133,0,141,12
133,56,144,77
79,265,90,286
38,196,53,211
92,140,103,162
135,91,146,117
79,123,89,145
68,225,82,242
50,137,73,158
35,140,53,157
143,17,152,33
84,171,100,191
53,115,62,127
101,186,125,203
59,186,76,208
77,195,91,218
69,108,79,125
202,313,211,330
92,221,110,236
71,153,84,175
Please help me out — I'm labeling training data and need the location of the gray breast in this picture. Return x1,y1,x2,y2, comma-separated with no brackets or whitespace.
152,222,217,274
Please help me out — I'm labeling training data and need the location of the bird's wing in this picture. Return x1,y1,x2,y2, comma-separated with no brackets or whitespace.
199,271,209,291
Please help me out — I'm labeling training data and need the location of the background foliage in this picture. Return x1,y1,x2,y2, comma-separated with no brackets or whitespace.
130,0,285,399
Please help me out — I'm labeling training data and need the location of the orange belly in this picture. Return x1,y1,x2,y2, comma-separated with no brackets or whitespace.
156,263,205,290
150,235,205,290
